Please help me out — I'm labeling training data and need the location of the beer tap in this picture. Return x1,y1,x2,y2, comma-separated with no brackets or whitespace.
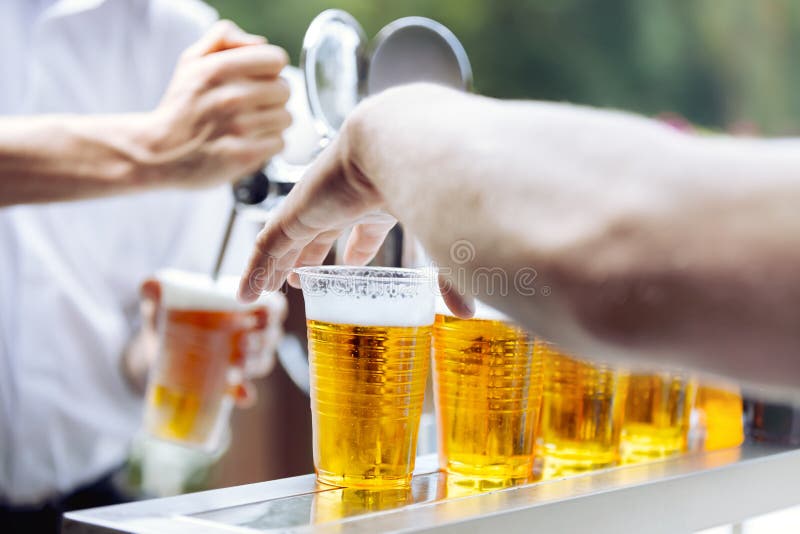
210,171,268,281
210,156,313,281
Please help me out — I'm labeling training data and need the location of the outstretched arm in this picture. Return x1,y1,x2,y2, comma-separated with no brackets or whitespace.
240,83,800,400
0,21,291,207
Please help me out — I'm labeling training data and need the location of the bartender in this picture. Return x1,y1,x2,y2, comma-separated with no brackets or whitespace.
241,83,800,405
0,1,292,531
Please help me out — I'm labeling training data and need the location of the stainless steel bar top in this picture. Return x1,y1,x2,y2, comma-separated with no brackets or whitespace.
64,444,800,534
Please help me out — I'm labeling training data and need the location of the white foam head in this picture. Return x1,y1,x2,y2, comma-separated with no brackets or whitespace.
435,297,511,322
297,267,435,327
157,269,279,312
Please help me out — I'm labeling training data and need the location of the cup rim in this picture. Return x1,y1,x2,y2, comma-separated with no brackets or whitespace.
293,265,433,284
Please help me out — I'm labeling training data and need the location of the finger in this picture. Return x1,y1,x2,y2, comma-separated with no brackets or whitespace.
239,143,348,302
184,20,265,59
342,218,397,265
295,230,340,267
232,106,292,137
204,44,288,80
286,230,341,287
139,278,162,330
438,272,475,319
211,78,291,115
270,247,306,293
239,213,317,301
212,134,284,172
238,132,382,302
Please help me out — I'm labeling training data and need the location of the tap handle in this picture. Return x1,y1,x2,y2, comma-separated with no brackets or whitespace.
233,168,270,206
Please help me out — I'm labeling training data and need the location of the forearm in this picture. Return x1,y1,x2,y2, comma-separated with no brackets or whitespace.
0,26,293,208
554,136,800,393
350,84,800,395
0,113,157,206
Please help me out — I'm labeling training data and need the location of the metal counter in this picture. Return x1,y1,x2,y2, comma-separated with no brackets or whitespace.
64,444,800,533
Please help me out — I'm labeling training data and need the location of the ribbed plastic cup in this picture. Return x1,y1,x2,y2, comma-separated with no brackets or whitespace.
621,372,696,463
433,300,542,488
143,269,277,452
537,342,629,478
296,266,435,488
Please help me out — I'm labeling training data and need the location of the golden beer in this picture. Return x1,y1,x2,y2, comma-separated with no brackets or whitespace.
621,373,695,463
298,266,435,489
143,270,272,450
537,342,628,478
433,308,541,487
695,382,744,451
308,320,430,488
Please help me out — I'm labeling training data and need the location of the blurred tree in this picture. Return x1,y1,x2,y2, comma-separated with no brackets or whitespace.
205,0,800,134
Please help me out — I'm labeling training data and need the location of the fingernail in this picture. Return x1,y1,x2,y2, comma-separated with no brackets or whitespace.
464,297,475,315
461,295,475,318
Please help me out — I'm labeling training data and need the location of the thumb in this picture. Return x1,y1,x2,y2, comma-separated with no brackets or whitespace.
184,20,266,59
232,381,258,409
139,278,162,331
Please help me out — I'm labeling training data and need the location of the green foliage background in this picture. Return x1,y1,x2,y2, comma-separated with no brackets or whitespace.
205,0,800,134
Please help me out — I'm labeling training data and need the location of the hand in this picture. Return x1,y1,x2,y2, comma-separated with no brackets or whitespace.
120,279,162,395
236,118,395,296
228,289,287,408
141,21,292,189
236,85,473,316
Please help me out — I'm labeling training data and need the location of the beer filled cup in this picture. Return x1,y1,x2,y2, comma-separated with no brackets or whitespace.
142,269,282,452
295,266,435,488
621,371,695,463
536,342,629,478
433,300,542,488
694,381,744,451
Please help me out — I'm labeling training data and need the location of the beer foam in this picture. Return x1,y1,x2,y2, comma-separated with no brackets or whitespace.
299,267,435,327
157,269,278,311
435,297,511,322
304,292,435,327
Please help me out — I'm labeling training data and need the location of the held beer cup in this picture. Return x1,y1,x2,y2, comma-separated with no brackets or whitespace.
621,372,695,463
536,341,629,478
142,270,279,451
433,300,542,487
296,266,435,488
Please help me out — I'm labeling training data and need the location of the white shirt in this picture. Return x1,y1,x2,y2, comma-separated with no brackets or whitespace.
0,0,227,505
0,0,321,505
